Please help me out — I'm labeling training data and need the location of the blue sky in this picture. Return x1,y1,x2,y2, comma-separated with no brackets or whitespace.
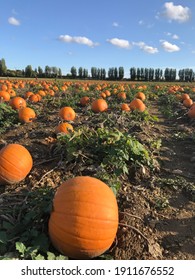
0,0,194,77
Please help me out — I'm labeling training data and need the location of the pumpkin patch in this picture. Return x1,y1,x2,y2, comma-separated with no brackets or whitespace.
0,78,195,261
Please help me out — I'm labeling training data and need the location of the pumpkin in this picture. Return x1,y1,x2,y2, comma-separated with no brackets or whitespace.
121,103,131,111
181,93,190,101
9,96,27,110
55,122,74,134
117,92,126,100
48,176,118,259
29,93,41,103
129,98,146,112
0,91,10,102
18,107,36,123
80,96,90,107
188,104,195,118
183,98,193,108
0,144,33,185
59,107,76,121
24,91,34,99
91,99,108,113
135,92,146,101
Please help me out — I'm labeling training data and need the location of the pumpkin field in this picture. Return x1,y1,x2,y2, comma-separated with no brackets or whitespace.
0,78,195,260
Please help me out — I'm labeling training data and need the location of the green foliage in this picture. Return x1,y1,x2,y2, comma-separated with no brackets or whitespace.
55,127,153,192
158,94,178,118
0,103,19,133
0,187,60,260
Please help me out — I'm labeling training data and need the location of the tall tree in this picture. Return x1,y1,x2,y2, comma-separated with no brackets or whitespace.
38,66,43,77
78,67,83,79
83,68,88,79
25,65,33,77
45,65,51,78
137,68,141,81
118,66,124,80
91,67,97,79
0,58,7,76
130,67,136,81
70,66,77,78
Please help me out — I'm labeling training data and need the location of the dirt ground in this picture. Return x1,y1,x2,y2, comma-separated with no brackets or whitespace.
0,96,195,260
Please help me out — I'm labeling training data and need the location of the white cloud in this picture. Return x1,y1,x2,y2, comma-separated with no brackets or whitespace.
133,42,158,54
163,2,191,23
160,40,180,52
165,32,179,39
107,38,131,49
138,20,144,25
112,22,119,27
8,17,20,26
172,34,179,40
58,35,99,47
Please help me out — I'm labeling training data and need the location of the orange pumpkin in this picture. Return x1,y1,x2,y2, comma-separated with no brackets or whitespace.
117,92,126,100
80,96,90,107
183,98,193,108
59,107,76,121
9,96,27,110
121,103,131,111
24,91,34,99
129,98,146,112
0,144,33,185
91,99,108,113
29,94,41,103
135,92,146,101
18,107,36,123
0,91,10,102
181,93,190,101
55,123,74,134
188,104,195,118
48,176,118,259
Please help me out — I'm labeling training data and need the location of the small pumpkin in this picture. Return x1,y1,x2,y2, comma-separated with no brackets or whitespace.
18,107,36,123
55,122,74,134
48,176,118,259
121,103,131,111
59,107,76,121
0,144,33,185
91,99,108,113
117,92,126,100
80,96,90,107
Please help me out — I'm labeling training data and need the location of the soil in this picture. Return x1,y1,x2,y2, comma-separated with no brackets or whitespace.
0,98,195,260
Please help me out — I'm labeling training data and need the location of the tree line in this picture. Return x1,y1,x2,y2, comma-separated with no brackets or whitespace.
0,58,194,82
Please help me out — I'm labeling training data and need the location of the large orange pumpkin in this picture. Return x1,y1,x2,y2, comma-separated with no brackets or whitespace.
91,99,108,113
59,107,76,121
48,176,118,259
18,107,36,123
129,98,146,112
0,144,33,185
